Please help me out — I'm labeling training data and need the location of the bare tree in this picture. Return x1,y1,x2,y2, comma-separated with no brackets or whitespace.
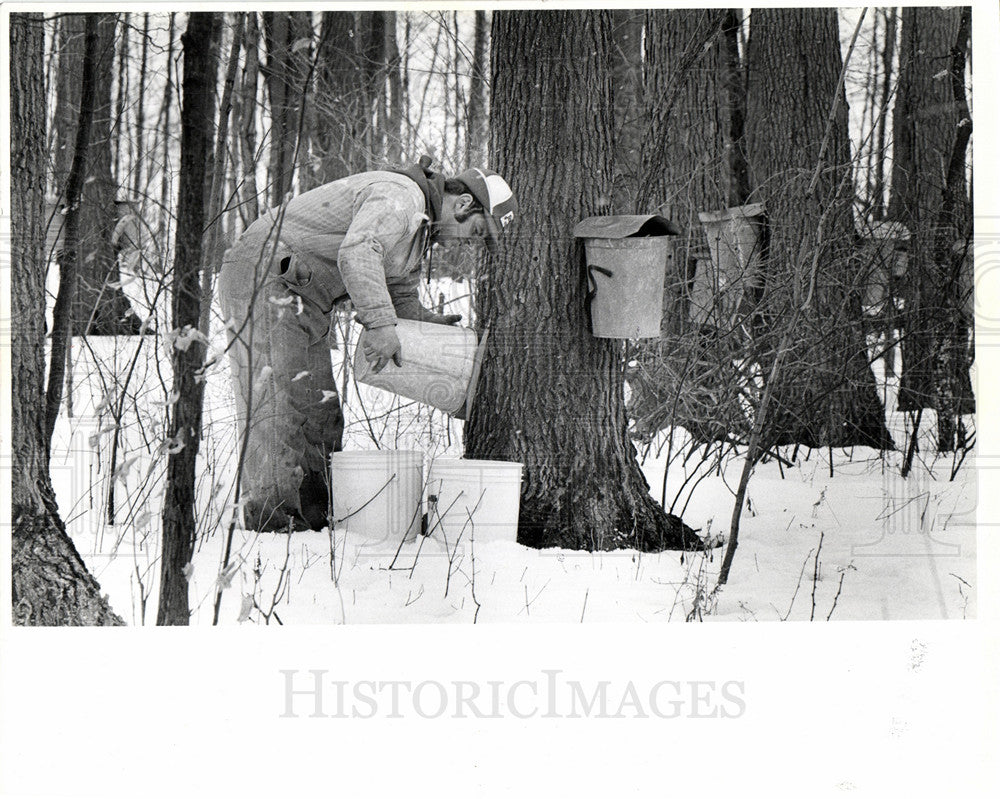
156,12,222,625
45,13,101,448
11,12,122,626
888,6,974,452
314,11,369,182
465,10,697,551
464,10,489,168
235,12,262,223
52,13,141,336
156,13,177,251
743,7,892,450
384,11,404,165
870,7,897,221
627,9,752,444
262,11,312,204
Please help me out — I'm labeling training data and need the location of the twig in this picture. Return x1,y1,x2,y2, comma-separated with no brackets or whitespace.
826,565,851,621
809,531,825,621
782,547,815,621
334,473,396,525
404,585,424,607
466,508,482,623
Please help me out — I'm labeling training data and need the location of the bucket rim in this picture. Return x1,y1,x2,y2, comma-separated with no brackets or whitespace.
331,448,424,459
582,236,673,249
429,457,524,470
454,327,490,421
697,202,765,224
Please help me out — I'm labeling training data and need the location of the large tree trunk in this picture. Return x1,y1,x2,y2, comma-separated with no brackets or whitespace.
610,9,644,208
465,10,697,552
53,13,141,335
45,13,101,447
744,8,893,450
156,13,222,625
929,7,973,453
627,9,751,443
888,7,974,446
11,12,122,626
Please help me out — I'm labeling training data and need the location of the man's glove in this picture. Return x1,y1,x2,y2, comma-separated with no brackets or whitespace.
363,325,403,373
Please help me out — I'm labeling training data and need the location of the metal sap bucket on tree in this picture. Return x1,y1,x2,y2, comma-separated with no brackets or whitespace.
353,319,489,420
573,215,681,339
690,203,766,330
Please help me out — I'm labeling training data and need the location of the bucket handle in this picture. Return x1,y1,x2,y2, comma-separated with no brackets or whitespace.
585,263,614,334
333,472,397,526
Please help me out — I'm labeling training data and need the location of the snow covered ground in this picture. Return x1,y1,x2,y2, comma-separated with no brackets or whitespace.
45,276,977,624
190,445,978,625
48,344,975,625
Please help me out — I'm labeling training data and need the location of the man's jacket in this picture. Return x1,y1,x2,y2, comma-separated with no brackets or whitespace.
228,171,432,328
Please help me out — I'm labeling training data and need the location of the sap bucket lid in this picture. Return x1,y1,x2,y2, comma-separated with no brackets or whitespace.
454,326,490,421
573,214,680,239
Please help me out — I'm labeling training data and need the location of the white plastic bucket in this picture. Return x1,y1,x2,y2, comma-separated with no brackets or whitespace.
330,450,423,543
426,459,523,545
353,319,488,418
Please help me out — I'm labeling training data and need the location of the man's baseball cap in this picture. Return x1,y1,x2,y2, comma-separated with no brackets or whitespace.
454,168,517,251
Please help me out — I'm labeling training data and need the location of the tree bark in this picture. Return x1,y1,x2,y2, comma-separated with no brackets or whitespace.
465,10,697,552
53,13,141,336
156,12,222,625
236,12,261,224
131,13,151,201
314,11,368,182
384,11,404,165
465,10,489,169
200,12,244,337
157,13,176,254
888,7,974,444
608,10,644,210
113,13,130,185
359,11,387,165
929,7,974,452
262,11,313,204
744,8,892,450
871,7,896,221
11,12,123,626
627,9,751,443
46,13,101,447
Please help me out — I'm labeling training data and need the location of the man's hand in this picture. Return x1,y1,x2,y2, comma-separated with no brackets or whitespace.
422,310,462,326
394,300,462,326
363,325,403,373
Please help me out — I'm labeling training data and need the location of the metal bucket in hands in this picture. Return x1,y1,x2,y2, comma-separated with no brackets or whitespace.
353,319,489,419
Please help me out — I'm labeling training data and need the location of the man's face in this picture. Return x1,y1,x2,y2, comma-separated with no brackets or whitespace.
437,193,490,248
